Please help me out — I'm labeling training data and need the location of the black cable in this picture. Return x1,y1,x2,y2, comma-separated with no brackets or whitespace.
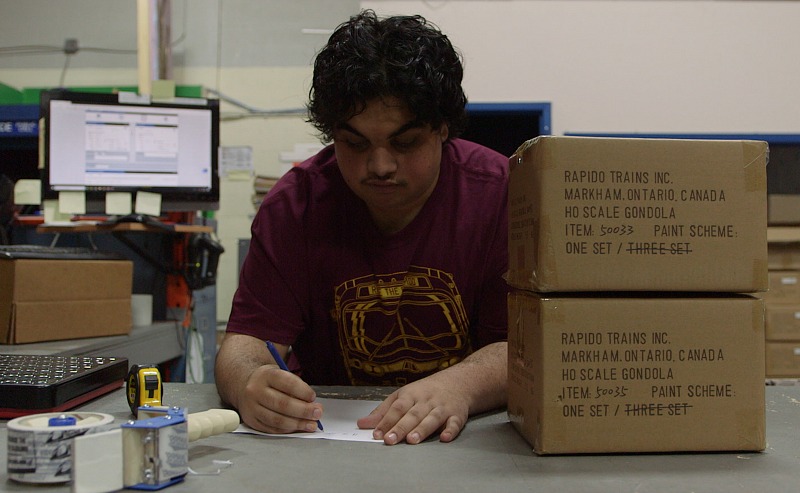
59,54,72,87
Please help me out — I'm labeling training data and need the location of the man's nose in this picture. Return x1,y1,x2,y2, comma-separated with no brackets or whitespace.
367,147,397,178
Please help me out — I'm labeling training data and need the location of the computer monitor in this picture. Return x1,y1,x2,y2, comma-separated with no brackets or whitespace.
462,102,551,158
40,89,220,214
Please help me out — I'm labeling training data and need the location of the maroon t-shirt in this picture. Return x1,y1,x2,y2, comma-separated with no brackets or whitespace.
227,139,509,386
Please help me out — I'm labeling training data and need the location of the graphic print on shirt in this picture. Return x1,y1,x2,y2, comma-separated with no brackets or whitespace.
334,266,471,386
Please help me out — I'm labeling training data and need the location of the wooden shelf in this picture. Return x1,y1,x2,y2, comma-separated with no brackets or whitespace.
36,222,212,234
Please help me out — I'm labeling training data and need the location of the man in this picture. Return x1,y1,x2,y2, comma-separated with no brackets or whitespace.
215,10,509,445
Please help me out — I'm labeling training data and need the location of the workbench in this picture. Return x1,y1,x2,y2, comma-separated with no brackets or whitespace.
1,384,799,492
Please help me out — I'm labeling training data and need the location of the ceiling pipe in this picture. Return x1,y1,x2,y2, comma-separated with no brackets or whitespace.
137,0,172,96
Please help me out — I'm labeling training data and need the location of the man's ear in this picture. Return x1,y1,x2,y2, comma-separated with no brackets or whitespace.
439,124,449,142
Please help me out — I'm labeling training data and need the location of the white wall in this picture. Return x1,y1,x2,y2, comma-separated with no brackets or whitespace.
191,66,318,323
364,0,800,135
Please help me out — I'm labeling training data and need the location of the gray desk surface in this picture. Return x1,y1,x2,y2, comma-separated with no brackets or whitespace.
2,384,799,493
0,322,184,367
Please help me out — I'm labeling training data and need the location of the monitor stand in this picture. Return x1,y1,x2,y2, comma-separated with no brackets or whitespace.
102,214,175,232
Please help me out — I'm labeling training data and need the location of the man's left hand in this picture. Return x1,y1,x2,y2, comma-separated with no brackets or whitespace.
356,377,468,444
356,341,507,445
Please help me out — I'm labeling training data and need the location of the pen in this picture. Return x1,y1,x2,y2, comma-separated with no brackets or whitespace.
265,340,324,431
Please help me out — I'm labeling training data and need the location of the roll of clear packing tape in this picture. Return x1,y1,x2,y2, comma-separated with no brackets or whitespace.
6,412,116,484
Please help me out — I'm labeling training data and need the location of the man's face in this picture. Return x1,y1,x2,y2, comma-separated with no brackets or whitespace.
333,96,448,234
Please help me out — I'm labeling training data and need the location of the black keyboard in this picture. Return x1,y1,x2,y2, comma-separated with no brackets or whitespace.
0,354,128,418
0,245,125,260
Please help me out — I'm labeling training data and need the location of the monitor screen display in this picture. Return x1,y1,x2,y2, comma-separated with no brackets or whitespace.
41,89,220,213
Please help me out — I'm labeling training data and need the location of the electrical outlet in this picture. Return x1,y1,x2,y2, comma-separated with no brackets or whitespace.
63,38,79,54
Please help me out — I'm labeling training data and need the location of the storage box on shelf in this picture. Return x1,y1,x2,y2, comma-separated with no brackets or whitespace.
768,194,800,226
765,227,800,380
0,258,133,344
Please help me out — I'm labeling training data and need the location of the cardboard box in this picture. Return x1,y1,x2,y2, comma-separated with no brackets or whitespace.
0,258,133,344
768,194,800,225
507,290,766,454
768,227,800,270
763,271,800,304
765,303,800,340
507,136,768,292
765,342,800,378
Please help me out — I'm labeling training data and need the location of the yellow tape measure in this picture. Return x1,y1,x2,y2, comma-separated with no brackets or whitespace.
125,364,163,417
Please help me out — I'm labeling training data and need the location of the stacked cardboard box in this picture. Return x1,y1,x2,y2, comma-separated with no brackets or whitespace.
506,136,768,454
764,227,800,378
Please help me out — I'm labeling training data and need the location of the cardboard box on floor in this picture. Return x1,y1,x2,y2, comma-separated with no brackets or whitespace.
0,258,133,344
507,290,766,454
507,136,768,292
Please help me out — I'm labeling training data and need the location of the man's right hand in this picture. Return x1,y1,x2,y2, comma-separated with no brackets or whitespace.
215,333,324,433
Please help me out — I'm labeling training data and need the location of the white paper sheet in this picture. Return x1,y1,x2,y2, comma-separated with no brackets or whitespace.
233,398,384,443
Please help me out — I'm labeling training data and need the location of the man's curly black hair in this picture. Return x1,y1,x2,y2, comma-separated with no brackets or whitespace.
307,10,468,142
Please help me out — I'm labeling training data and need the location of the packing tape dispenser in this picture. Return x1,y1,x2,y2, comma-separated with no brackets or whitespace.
6,407,240,492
